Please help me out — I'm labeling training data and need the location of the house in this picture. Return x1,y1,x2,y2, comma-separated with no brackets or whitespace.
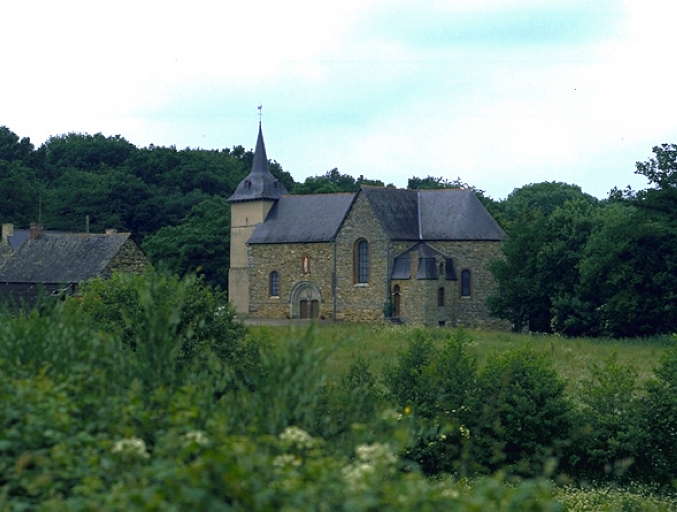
228,124,508,328
0,222,148,307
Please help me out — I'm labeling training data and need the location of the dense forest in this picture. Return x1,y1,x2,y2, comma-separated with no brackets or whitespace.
1,126,676,338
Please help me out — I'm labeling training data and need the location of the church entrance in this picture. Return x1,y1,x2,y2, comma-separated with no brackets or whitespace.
299,299,320,319
290,282,322,319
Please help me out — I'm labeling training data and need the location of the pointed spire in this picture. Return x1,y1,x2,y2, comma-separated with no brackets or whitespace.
228,121,288,203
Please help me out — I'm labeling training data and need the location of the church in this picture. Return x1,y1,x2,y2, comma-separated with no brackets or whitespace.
228,124,507,328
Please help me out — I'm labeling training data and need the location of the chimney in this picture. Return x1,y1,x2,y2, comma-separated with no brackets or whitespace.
29,222,44,240
105,229,118,235
2,223,13,244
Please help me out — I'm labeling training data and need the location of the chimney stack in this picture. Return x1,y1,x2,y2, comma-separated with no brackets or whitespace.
29,222,44,240
2,223,13,244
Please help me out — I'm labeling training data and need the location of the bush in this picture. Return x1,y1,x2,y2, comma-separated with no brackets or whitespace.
469,347,571,476
66,270,254,389
638,342,677,484
566,351,643,481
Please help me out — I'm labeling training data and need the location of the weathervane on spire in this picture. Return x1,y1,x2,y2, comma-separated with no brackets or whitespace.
258,104,263,123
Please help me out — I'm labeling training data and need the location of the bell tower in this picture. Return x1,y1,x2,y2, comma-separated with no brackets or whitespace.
227,121,288,316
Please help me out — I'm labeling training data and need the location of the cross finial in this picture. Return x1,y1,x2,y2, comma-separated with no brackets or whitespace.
258,104,263,123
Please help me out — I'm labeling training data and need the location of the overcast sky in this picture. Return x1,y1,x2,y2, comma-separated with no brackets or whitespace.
2,0,676,200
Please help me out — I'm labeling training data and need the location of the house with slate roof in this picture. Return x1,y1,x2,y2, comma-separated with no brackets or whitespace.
0,222,148,307
228,124,508,327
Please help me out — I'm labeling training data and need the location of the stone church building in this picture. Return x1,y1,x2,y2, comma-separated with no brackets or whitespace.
228,124,507,327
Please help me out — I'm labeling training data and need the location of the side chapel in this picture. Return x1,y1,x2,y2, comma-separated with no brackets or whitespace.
228,124,507,328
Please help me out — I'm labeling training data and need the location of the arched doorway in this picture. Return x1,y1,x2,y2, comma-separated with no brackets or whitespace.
290,281,322,319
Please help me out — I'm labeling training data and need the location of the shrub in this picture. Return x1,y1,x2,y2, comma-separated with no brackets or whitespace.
66,270,254,389
638,342,677,484
566,351,643,481
382,328,439,418
469,346,571,476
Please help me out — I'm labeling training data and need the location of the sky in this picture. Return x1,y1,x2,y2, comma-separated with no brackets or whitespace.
2,0,676,200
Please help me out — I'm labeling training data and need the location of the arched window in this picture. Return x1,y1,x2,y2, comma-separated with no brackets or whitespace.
461,269,471,297
269,271,280,297
353,239,369,284
392,285,401,317
438,287,445,307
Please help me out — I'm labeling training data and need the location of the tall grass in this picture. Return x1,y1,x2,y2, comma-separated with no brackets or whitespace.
248,322,672,392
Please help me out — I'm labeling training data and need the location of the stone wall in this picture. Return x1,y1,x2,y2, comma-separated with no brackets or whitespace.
333,191,391,322
392,240,508,329
249,242,335,319
103,238,149,277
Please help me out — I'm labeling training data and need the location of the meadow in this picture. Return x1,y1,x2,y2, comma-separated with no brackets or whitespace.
249,321,671,390
2,273,677,510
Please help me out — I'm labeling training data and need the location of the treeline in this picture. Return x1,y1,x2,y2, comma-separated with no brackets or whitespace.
487,144,677,337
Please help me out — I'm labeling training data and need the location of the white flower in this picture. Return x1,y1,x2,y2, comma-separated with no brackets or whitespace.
273,454,302,468
355,443,397,465
112,437,149,459
279,426,315,450
341,463,375,491
183,430,209,446
342,443,397,491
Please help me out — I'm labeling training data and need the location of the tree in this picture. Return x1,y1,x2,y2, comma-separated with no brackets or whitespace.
499,181,597,225
0,160,42,226
488,183,600,333
635,143,677,189
577,203,677,337
0,126,35,164
40,132,136,180
142,197,231,290
291,168,385,195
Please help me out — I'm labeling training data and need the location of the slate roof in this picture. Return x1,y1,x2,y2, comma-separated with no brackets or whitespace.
248,194,354,244
391,242,457,280
418,189,506,240
227,124,289,203
0,233,132,283
361,187,420,240
5,229,68,250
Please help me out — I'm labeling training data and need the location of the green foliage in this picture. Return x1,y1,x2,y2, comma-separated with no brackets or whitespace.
0,126,35,165
635,143,677,190
291,167,386,194
499,181,598,224
469,347,571,476
2,310,676,508
566,351,643,481
639,342,677,484
488,211,552,332
142,196,231,290
65,271,250,386
383,328,440,418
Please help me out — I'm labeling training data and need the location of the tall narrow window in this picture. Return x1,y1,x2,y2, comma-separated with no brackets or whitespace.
393,285,401,317
438,287,445,307
461,269,471,297
269,271,280,297
354,239,369,284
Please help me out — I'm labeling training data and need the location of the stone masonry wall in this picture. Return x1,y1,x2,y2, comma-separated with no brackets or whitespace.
431,240,507,329
103,238,149,277
333,192,390,323
249,242,334,319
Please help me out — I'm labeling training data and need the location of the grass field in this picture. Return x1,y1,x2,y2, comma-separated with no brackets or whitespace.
249,322,674,391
